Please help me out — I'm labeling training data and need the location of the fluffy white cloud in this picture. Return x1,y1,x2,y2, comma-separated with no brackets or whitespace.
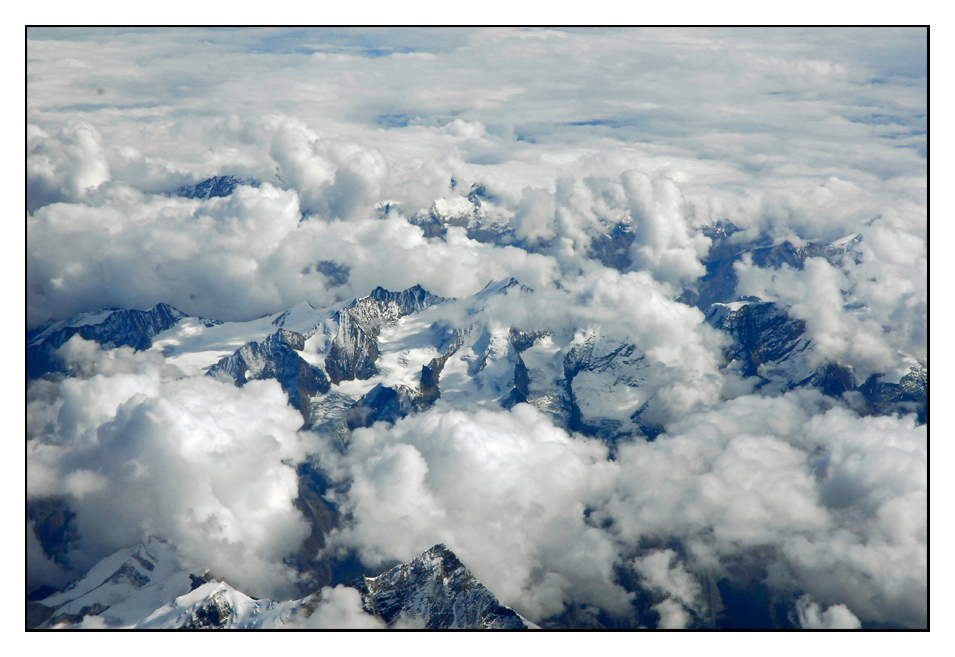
632,549,705,628
314,404,630,621
600,393,926,628
735,207,927,378
28,122,110,212
27,179,563,327
286,585,386,629
27,339,312,599
308,389,925,627
735,256,897,376
26,27,927,379
796,596,862,629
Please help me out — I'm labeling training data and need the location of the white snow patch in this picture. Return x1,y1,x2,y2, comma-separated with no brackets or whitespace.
433,195,475,219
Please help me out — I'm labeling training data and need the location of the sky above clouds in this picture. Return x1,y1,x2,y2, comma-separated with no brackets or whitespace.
26,27,928,630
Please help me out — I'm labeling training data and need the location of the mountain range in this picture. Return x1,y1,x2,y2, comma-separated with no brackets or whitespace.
29,539,533,629
26,177,927,629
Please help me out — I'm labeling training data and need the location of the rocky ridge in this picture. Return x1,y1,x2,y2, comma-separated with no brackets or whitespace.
354,544,532,629
30,541,528,629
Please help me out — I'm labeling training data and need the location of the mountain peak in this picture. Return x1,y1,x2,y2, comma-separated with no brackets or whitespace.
477,278,533,298
355,543,530,629
367,284,444,316
175,175,257,200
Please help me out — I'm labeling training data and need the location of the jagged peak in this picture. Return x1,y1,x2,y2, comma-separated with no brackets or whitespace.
700,218,741,240
362,284,445,316
423,543,456,560
477,278,533,298
151,302,188,317
826,233,863,249
28,303,189,347
175,175,257,200
368,282,426,298
356,542,529,629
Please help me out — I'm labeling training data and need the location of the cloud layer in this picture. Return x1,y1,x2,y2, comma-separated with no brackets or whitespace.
309,391,926,627
26,28,926,628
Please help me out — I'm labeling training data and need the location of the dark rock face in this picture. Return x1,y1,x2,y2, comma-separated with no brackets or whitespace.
589,222,635,271
508,328,549,354
27,303,189,379
369,284,444,316
26,600,56,629
418,326,465,407
708,301,927,423
180,590,233,629
353,544,529,629
207,330,330,418
325,286,445,384
500,356,530,410
346,383,421,429
800,362,856,398
175,175,255,200
682,236,863,311
324,302,387,384
27,497,78,570
707,302,809,379
287,460,339,591
418,364,441,404
859,364,928,424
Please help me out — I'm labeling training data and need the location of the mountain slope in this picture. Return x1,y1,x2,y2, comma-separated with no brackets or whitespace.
175,175,256,200
354,544,533,629
207,329,330,418
706,299,927,420
27,304,193,379
30,541,529,629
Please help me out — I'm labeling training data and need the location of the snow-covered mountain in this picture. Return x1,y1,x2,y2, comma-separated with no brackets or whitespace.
27,270,927,440
681,225,864,311
402,183,518,246
354,544,534,629
27,303,195,379
175,175,257,200
707,299,927,422
207,329,331,418
29,541,529,629
26,253,927,629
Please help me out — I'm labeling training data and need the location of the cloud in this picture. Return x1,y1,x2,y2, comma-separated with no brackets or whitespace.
600,392,926,628
618,171,709,285
28,122,110,212
795,595,862,629
632,549,705,628
735,256,896,375
27,519,73,591
26,27,926,381
27,339,312,599
308,388,925,627
27,177,564,328
314,404,630,621
285,585,386,629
